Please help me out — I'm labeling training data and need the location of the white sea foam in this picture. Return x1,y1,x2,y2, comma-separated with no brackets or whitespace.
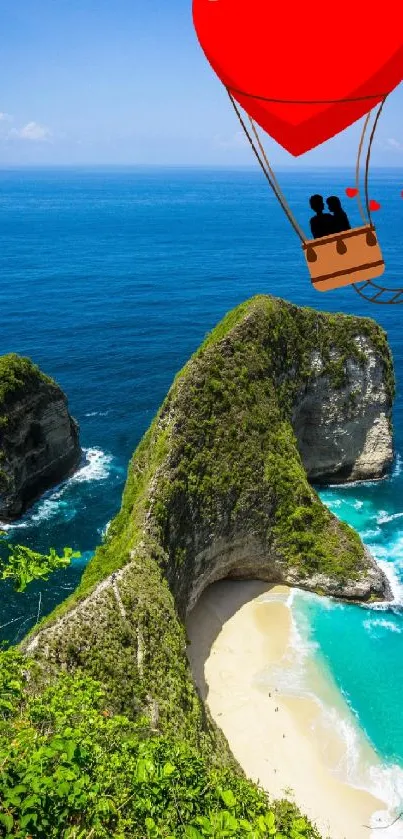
0,447,113,531
319,706,403,837
325,497,343,509
369,763,403,838
0,518,28,532
278,596,403,836
326,478,382,489
100,519,112,539
255,593,319,698
362,528,382,539
303,469,403,831
84,410,111,417
374,559,403,606
363,617,403,635
378,512,403,525
393,453,403,477
285,588,295,608
70,447,113,483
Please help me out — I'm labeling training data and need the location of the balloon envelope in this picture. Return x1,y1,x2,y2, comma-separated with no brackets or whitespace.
192,0,403,155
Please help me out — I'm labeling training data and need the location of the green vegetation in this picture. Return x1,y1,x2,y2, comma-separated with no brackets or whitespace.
0,544,80,592
146,295,391,590
0,354,55,426
0,296,393,838
0,660,320,839
31,296,393,630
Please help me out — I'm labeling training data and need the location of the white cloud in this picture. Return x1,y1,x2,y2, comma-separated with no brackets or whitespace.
0,112,13,122
212,130,248,150
375,136,403,153
386,137,402,150
17,121,52,141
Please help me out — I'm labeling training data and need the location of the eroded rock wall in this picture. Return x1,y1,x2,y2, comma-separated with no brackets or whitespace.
23,297,394,711
293,337,393,482
0,355,81,520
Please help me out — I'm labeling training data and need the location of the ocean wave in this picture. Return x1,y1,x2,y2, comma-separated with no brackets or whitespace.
318,705,403,837
363,617,403,635
84,410,111,417
289,600,403,834
286,588,295,608
392,453,403,478
0,448,114,531
361,528,382,539
70,448,113,483
322,497,343,509
377,512,403,525
319,492,374,516
372,559,403,607
99,519,112,539
0,519,28,532
255,594,320,698
255,592,403,834
324,478,382,489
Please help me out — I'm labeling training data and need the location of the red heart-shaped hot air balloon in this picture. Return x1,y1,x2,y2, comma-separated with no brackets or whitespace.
192,0,403,155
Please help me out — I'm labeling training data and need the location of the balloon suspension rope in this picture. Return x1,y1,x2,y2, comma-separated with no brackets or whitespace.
227,87,403,303
352,92,403,303
364,96,388,226
247,117,307,242
227,90,307,243
355,111,372,225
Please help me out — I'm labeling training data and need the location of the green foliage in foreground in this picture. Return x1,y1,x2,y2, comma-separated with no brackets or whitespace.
0,545,80,592
0,656,320,839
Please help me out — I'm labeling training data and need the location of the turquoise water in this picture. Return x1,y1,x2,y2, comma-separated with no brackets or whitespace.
312,478,403,764
1,166,403,790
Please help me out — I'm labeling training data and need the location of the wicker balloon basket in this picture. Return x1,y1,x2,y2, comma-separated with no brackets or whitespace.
302,225,385,291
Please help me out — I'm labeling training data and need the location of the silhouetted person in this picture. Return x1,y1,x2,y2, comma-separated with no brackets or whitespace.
326,195,351,233
309,194,335,239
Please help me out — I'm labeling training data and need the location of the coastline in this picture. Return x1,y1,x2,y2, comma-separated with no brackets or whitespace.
186,580,393,839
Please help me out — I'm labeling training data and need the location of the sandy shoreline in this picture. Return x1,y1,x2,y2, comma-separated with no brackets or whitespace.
186,580,390,839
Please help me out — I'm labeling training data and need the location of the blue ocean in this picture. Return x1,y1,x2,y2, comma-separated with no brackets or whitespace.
1,166,403,812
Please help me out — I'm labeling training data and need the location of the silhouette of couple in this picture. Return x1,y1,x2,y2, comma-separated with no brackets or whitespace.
309,194,351,239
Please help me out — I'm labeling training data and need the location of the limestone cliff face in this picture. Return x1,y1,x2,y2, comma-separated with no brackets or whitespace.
293,337,393,483
24,297,394,713
0,354,81,520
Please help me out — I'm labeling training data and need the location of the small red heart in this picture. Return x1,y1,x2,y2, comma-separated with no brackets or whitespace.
369,199,381,211
345,187,358,198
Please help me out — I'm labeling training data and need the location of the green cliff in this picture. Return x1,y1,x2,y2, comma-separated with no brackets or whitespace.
0,353,81,519
0,296,395,838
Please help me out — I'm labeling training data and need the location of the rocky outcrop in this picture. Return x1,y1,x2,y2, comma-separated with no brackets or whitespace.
24,296,394,701
293,337,393,483
15,296,394,839
0,354,81,520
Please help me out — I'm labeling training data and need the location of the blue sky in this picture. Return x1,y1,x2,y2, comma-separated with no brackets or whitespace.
0,0,402,166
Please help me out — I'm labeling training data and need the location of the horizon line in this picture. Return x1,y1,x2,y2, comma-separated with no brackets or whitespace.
0,163,402,170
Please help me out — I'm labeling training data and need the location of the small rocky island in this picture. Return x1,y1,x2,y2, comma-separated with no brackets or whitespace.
0,353,81,520
25,296,394,737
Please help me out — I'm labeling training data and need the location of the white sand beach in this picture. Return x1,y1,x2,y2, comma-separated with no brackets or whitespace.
186,580,391,839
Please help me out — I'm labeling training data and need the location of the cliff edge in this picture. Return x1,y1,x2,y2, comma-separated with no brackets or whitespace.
24,296,394,744
0,354,81,520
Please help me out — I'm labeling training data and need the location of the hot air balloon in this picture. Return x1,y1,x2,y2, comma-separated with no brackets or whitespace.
192,0,403,304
